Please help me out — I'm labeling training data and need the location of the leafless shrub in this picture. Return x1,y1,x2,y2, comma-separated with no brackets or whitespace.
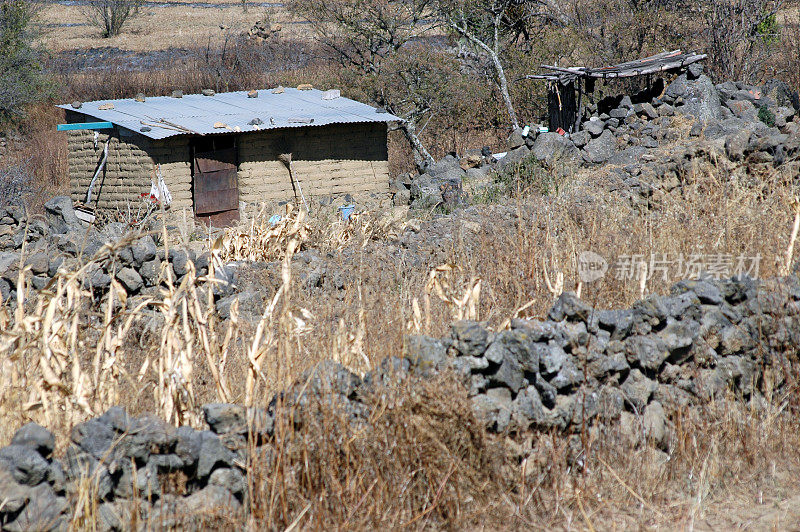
83,0,142,38
285,0,472,167
702,0,783,83
560,0,691,66
774,11,800,91
0,160,37,207
247,372,506,529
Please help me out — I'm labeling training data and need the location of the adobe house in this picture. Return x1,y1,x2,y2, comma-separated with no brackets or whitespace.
58,87,400,225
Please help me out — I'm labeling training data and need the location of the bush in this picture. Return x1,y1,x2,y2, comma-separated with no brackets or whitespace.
758,105,776,126
84,0,142,37
702,0,781,83
756,12,779,45
500,153,561,196
0,161,38,207
0,0,50,127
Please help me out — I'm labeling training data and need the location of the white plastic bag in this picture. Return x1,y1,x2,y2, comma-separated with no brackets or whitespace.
150,164,173,206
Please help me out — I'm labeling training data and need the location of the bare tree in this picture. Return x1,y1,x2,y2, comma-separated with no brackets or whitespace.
84,0,142,38
560,0,690,67
286,0,443,167
702,0,783,83
433,0,548,129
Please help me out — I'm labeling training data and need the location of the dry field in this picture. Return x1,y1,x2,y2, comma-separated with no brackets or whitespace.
37,0,305,52
4,1,800,528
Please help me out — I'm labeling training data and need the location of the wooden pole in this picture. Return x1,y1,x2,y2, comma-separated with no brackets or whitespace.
574,81,583,133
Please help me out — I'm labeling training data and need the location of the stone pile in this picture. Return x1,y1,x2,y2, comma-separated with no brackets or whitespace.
0,360,382,531
398,154,475,210
245,18,282,41
0,197,226,304
515,67,799,171
402,275,800,443
396,66,800,210
0,193,451,323
0,405,256,530
1,274,798,528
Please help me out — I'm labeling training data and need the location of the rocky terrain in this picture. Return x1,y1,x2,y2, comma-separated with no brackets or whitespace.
0,271,797,529
0,196,213,304
398,65,799,211
1,63,800,529
1,64,797,311
407,276,799,438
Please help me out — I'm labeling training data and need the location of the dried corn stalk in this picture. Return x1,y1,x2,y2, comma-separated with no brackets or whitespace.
0,247,118,430
218,203,310,263
323,209,407,251
333,283,370,374
0,227,245,432
423,264,482,326
244,207,310,406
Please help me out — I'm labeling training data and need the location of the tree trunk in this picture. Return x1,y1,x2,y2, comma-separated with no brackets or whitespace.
488,48,519,130
450,23,519,130
400,120,434,171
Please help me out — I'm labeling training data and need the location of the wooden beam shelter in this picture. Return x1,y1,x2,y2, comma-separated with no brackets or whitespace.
525,50,707,133
529,50,707,83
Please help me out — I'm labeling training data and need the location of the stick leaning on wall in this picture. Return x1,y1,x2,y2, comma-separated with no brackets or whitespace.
279,152,309,212
86,139,111,205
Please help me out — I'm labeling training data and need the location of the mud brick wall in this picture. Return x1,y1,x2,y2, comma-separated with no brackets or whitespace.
238,122,390,203
67,128,192,212
67,121,390,214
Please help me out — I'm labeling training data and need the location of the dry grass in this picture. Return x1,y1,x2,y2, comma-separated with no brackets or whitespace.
247,373,509,529
0,104,69,209
510,397,800,529
2,2,798,525
461,150,800,324
1,148,800,526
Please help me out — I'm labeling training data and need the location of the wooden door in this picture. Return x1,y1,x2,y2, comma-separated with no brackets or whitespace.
192,139,240,227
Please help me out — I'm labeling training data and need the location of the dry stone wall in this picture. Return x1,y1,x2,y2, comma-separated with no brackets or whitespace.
0,197,212,303
396,68,800,211
403,276,800,444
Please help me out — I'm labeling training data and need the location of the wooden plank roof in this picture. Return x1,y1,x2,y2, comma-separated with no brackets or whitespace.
527,50,707,83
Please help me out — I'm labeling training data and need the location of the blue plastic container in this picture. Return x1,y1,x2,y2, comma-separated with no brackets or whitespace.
339,204,356,221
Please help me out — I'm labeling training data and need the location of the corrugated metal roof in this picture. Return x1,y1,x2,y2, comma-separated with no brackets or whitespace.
58,88,402,140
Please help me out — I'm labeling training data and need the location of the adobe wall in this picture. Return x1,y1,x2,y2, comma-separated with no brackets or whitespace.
238,122,390,203
66,120,390,214
66,128,192,212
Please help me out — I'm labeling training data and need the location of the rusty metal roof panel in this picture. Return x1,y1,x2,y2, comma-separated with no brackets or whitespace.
58,88,402,140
